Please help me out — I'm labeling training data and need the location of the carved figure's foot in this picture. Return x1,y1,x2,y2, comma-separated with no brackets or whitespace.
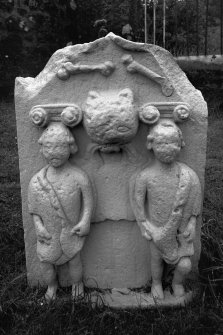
172,283,185,298
72,281,84,299
151,283,164,300
45,284,58,302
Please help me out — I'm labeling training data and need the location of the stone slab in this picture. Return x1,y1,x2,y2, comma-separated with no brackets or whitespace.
15,33,208,290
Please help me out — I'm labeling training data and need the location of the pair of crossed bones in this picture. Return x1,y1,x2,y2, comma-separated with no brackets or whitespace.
57,54,174,97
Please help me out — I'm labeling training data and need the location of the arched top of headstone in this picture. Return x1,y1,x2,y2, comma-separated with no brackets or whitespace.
15,33,207,120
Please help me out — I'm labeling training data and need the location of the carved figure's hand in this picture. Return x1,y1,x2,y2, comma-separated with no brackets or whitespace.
33,215,52,245
183,222,196,243
139,221,152,240
37,229,52,245
71,222,90,237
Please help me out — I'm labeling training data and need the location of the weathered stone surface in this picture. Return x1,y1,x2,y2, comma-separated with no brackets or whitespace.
15,33,207,302
82,220,150,289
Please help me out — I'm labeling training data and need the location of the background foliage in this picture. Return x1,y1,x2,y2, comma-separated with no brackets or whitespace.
145,0,221,55
0,0,222,93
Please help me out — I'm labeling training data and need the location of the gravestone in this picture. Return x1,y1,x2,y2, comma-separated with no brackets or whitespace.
15,33,207,307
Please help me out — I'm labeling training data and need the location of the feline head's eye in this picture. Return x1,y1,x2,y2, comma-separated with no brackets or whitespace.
117,126,130,133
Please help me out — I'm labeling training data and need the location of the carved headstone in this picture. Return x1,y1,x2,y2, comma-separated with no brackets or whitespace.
15,33,207,307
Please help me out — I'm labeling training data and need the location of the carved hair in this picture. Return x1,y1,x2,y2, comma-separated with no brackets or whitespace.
146,120,185,150
38,122,78,154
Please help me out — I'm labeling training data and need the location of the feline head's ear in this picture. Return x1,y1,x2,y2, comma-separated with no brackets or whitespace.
86,91,101,108
118,88,133,104
87,91,100,100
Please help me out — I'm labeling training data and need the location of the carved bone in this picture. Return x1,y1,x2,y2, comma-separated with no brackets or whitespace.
57,61,115,80
122,54,174,97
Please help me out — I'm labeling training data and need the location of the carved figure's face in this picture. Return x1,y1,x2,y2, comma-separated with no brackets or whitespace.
38,123,78,167
152,133,181,164
147,121,183,164
41,138,71,167
83,89,138,152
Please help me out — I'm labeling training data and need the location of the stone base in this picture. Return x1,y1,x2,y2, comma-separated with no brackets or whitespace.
90,288,194,309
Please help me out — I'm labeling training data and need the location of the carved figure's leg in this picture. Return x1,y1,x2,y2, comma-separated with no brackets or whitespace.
68,253,84,298
41,262,58,302
150,241,164,300
172,256,192,298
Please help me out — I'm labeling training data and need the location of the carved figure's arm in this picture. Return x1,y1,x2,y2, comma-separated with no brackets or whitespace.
134,174,147,222
183,171,201,242
133,174,152,240
32,214,52,244
71,175,94,237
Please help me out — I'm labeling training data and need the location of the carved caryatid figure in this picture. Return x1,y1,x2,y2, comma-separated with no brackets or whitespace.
28,122,94,301
132,120,202,300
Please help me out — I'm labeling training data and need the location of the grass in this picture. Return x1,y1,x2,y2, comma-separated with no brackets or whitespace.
0,98,223,335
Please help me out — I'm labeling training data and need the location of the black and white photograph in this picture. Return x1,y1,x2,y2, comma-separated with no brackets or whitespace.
0,1,223,334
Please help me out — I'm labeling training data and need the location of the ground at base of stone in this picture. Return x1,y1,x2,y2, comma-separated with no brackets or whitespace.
90,288,194,309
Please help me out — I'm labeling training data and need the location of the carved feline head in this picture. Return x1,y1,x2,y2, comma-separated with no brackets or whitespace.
83,89,138,150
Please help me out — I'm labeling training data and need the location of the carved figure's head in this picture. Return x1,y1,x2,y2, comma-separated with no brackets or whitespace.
146,120,185,164
83,88,138,152
38,122,77,167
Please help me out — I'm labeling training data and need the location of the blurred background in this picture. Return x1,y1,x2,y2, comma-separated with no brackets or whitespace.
0,0,222,97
